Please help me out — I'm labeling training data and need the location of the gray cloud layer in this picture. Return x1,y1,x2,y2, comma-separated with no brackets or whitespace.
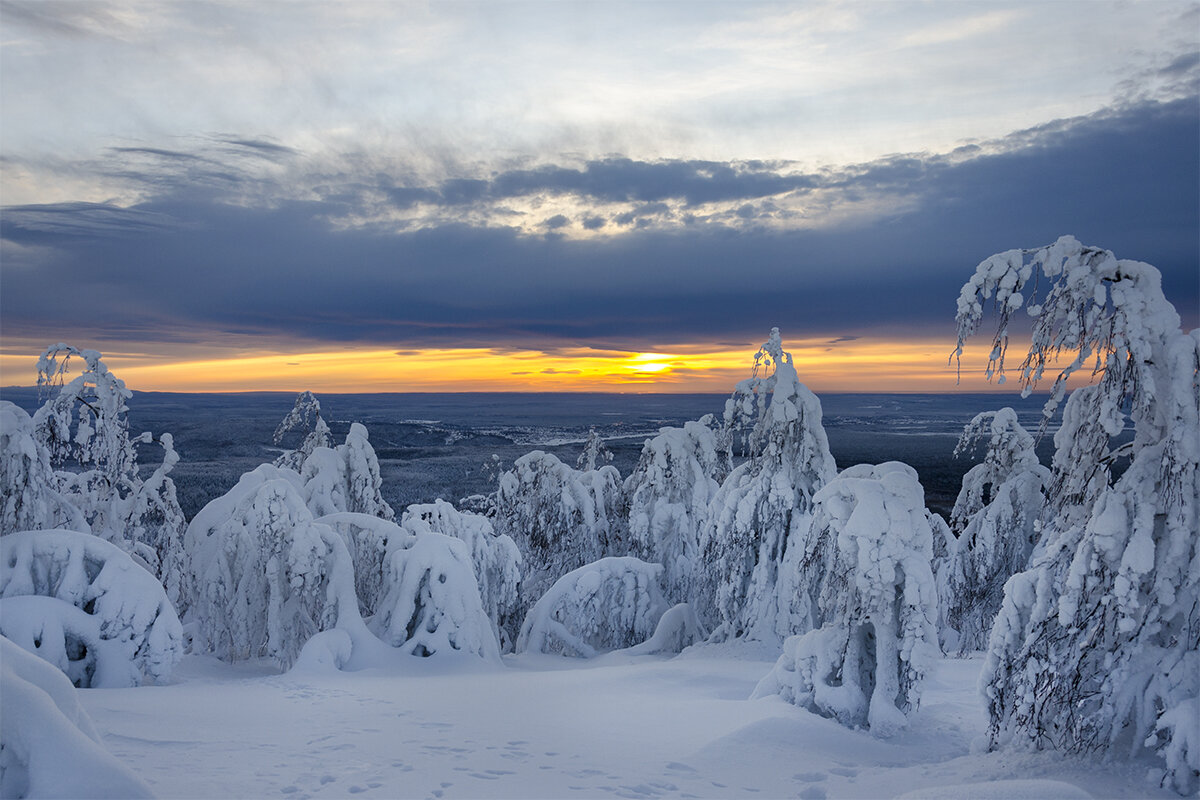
2,97,1196,352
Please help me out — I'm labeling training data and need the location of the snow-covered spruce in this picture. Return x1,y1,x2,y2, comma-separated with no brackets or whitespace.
754,462,941,736
300,423,395,521
956,236,1200,794
183,466,361,667
624,417,725,607
0,401,88,537
401,500,521,650
516,557,669,657
938,409,1050,653
272,390,333,473
0,530,183,687
696,329,836,641
0,635,154,799
576,427,614,472
494,450,624,636
370,529,500,662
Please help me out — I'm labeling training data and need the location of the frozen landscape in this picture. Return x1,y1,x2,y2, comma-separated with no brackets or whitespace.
2,1,1198,797
2,237,1197,799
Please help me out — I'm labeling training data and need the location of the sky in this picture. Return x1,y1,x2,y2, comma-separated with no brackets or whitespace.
1,1,1197,393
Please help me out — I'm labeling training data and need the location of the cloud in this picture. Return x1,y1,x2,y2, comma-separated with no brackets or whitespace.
1,97,1195,354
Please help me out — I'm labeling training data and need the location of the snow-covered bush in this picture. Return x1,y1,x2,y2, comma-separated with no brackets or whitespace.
516,557,668,657
625,417,725,606
0,529,183,686
696,329,837,641
0,401,88,537
315,511,399,616
940,409,1050,653
301,423,395,521
956,236,1199,793
0,635,154,798
183,468,361,667
401,500,521,649
494,450,624,628
754,462,941,735
619,602,707,656
370,530,500,661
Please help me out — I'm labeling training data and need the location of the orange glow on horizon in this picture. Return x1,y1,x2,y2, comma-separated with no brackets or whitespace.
0,337,1069,394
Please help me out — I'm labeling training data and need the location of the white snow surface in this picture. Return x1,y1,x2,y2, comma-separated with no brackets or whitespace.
71,649,1174,800
0,635,155,799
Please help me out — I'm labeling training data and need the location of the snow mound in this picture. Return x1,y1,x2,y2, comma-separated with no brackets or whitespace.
0,635,155,798
517,557,668,657
0,529,182,686
619,602,707,656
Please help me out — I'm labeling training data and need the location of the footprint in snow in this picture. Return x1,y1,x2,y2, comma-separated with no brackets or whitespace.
793,772,826,782
829,767,858,778
798,787,828,800
319,775,336,785
665,762,697,773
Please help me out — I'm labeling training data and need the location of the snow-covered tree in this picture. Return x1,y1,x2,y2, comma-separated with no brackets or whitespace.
0,635,155,798
183,466,361,667
516,557,668,657
624,417,725,606
273,390,333,472
401,500,521,650
370,529,500,661
494,450,624,631
940,409,1050,653
300,423,395,521
314,512,400,616
754,462,941,735
577,427,613,472
0,401,88,537
125,433,187,586
0,530,184,687
17,346,185,577
696,328,837,641
956,236,1199,793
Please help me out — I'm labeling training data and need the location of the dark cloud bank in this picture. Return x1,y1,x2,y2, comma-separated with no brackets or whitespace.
2,97,1196,352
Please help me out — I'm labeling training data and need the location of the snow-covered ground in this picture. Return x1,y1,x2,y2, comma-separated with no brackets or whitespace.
79,647,1170,800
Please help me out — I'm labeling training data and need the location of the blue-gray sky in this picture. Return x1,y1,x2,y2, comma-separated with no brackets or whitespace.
1,1,1196,388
